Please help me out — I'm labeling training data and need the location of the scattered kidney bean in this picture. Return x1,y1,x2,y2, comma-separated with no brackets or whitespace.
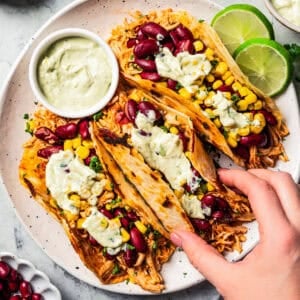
140,22,169,40
19,280,33,298
174,24,194,40
88,235,99,246
34,127,60,145
140,71,161,82
138,101,162,121
167,78,178,90
162,41,175,53
174,39,194,55
31,293,43,300
127,211,139,221
239,133,268,148
191,219,211,232
127,38,137,48
55,123,78,140
218,85,234,93
37,145,63,159
178,131,188,151
134,39,159,58
78,119,90,140
120,217,130,229
83,149,96,166
0,261,11,279
115,111,130,125
201,194,216,210
123,248,138,267
8,281,19,293
113,208,125,217
215,197,230,212
130,227,147,253
124,100,138,122
9,295,21,300
234,144,250,161
212,210,225,220
260,109,277,125
134,58,157,72
136,28,147,41
99,208,114,219
169,29,181,46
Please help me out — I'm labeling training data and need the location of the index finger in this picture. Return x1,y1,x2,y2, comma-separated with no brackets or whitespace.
218,169,289,234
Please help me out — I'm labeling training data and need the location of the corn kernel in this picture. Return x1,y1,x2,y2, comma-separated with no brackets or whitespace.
64,139,73,151
134,221,147,234
105,203,113,210
222,71,232,81
204,48,214,60
197,194,204,200
238,126,250,136
64,211,78,221
158,81,167,88
244,112,254,121
69,194,81,208
121,228,130,242
251,113,266,134
128,90,141,101
80,201,89,210
239,87,251,97
195,90,207,101
169,126,179,135
245,93,257,104
208,91,216,98
215,61,228,76
185,151,192,160
164,121,171,128
72,136,82,149
206,74,215,83
251,125,264,134
77,218,85,229
76,145,90,159
178,87,192,99
82,140,94,149
199,85,207,91
175,189,184,198
204,97,213,107
213,117,222,128
227,136,238,148
253,100,263,110
193,40,204,52
205,108,215,118
193,100,202,109
236,100,248,111
225,76,235,86
206,182,215,191
111,217,121,227
49,198,57,208
232,82,242,92
100,218,108,228
212,80,223,90
223,92,231,99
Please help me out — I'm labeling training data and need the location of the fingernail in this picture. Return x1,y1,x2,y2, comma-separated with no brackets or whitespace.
170,232,182,247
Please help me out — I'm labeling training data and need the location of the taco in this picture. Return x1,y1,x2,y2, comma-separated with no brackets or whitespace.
19,107,175,293
92,87,254,254
108,9,289,168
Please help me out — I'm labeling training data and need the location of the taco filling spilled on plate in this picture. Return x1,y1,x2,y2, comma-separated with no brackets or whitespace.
108,9,289,169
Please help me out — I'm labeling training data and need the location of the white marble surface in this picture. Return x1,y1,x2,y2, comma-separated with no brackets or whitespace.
0,0,299,299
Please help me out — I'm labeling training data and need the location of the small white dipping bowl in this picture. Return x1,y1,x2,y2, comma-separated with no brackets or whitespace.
264,0,300,33
29,28,119,118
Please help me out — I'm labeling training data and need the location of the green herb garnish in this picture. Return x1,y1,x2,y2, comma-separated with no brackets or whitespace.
23,113,29,120
198,19,205,23
112,264,120,275
211,60,219,67
284,43,300,61
231,93,240,102
89,156,102,173
25,121,33,135
93,111,103,121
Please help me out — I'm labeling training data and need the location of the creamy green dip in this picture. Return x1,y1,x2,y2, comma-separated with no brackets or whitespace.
37,36,112,112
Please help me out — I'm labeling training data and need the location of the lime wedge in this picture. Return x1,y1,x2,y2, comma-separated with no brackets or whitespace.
211,4,274,54
234,38,293,96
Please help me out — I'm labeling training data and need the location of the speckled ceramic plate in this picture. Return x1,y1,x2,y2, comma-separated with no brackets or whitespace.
0,0,299,295
0,252,61,299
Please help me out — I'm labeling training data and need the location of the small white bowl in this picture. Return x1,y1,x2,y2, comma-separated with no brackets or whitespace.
29,28,119,118
0,252,61,299
264,0,300,33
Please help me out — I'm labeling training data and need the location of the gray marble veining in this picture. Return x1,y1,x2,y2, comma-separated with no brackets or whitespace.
0,0,299,299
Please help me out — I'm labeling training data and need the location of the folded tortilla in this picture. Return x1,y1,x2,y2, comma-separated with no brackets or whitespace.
19,107,174,293
108,9,289,168
92,87,254,253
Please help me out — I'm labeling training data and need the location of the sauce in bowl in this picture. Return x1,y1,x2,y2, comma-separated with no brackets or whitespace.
271,0,300,26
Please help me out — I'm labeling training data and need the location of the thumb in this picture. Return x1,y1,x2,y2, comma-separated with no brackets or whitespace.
171,230,233,289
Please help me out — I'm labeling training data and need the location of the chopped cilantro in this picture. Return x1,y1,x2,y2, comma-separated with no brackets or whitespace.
126,243,135,250
111,197,121,205
93,111,103,121
183,272,187,276
129,54,134,61
231,94,240,102
211,60,219,67
25,121,33,135
207,86,213,91
159,125,169,132
110,182,114,190
175,82,183,90
284,43,300,61
159,145,166,156
223,130,229,139
153,230,161,239
199,182,208,194
89,156,102,173
112,264,120,275
152,241,158,250
198,19,205,23
23,113,29,120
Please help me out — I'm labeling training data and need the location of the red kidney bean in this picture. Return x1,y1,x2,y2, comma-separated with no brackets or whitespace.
0,281,4,292
88,235,99,246
83,149,96,166
178,132,188,151
140,22,169,40
201,194,216,210
239,133,268,148
162,41,175,53
0,262,10,279
19,280,33,298
123,248,138,267
127,211,139,221
191,219,211,232
169,29,181,46
174,39,194,55
215,197,230,212
212,210,225,220
136,28,147,41
260,109,277,125
134,39,159,58
134,58,157,72
115,111,130,125
218,85,234,93
130,227,147,253
113,208,125,217
78,119,90,140
37,145,63,159
167,78,178,90
174,24,194,41
234,144,250,161
192,168,201,178
31,293,42,300
8,280,19,292
103,251,115,260
140,71,161,82
99,208,114,219
34,127,60,145
125,100,138,122
9,296,21,300
8,269,21,282
120,217,130,229
127,38,137,48
55,123,78,140
138,101,162,121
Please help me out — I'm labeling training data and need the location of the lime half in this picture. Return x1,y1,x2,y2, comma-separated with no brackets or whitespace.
211,4,274,54
234,38,293,97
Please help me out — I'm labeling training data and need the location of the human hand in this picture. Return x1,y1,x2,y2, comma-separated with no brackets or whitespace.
171,169,300,300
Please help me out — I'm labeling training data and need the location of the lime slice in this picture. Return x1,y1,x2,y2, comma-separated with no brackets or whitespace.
234,38,293,96
211,4,274,54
